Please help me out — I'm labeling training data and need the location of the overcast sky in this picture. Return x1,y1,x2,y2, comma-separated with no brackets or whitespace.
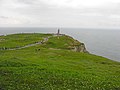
0,0,120,28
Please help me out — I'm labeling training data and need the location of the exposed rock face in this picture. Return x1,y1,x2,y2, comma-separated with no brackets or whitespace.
65,35,89,53
72,43,89,53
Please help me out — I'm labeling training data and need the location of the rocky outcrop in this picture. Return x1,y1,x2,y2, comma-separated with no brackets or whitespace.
72,43,89,53
66,35,89,53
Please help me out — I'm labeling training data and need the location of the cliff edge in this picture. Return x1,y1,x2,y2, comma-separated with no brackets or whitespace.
46,34,89,53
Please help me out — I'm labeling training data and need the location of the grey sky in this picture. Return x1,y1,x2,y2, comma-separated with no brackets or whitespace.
0,0,120,28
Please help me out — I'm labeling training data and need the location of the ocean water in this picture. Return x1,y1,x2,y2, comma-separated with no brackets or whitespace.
0,27,120,62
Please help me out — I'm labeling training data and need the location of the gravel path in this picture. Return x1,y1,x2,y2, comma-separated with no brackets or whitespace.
0,36,51,51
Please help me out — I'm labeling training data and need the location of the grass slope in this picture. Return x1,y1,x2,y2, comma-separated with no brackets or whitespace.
0,33,120,90
0,33,52,49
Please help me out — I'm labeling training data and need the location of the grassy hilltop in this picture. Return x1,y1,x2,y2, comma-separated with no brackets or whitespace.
0,33,120,90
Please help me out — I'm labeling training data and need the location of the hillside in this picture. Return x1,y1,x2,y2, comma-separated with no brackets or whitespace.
0,33,120,90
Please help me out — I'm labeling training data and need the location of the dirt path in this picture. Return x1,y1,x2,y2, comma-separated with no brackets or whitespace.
1,36,52,51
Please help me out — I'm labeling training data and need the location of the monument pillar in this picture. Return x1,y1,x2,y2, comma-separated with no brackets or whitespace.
57,29,60,39
57,29,60,35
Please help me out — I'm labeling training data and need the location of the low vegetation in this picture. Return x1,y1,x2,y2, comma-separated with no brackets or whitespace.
0,33,52,49
0,33,120,90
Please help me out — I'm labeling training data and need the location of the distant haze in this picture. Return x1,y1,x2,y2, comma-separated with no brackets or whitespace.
1,0,120,28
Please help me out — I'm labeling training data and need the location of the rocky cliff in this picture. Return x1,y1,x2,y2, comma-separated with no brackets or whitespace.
72,43,89,53
65,35,89,53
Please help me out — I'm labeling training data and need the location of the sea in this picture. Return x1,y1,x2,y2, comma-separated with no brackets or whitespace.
0,27,120,62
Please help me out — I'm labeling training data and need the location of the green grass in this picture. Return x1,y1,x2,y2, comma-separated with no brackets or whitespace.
45,35,81,49
0,33,52,48
0,33,120,90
